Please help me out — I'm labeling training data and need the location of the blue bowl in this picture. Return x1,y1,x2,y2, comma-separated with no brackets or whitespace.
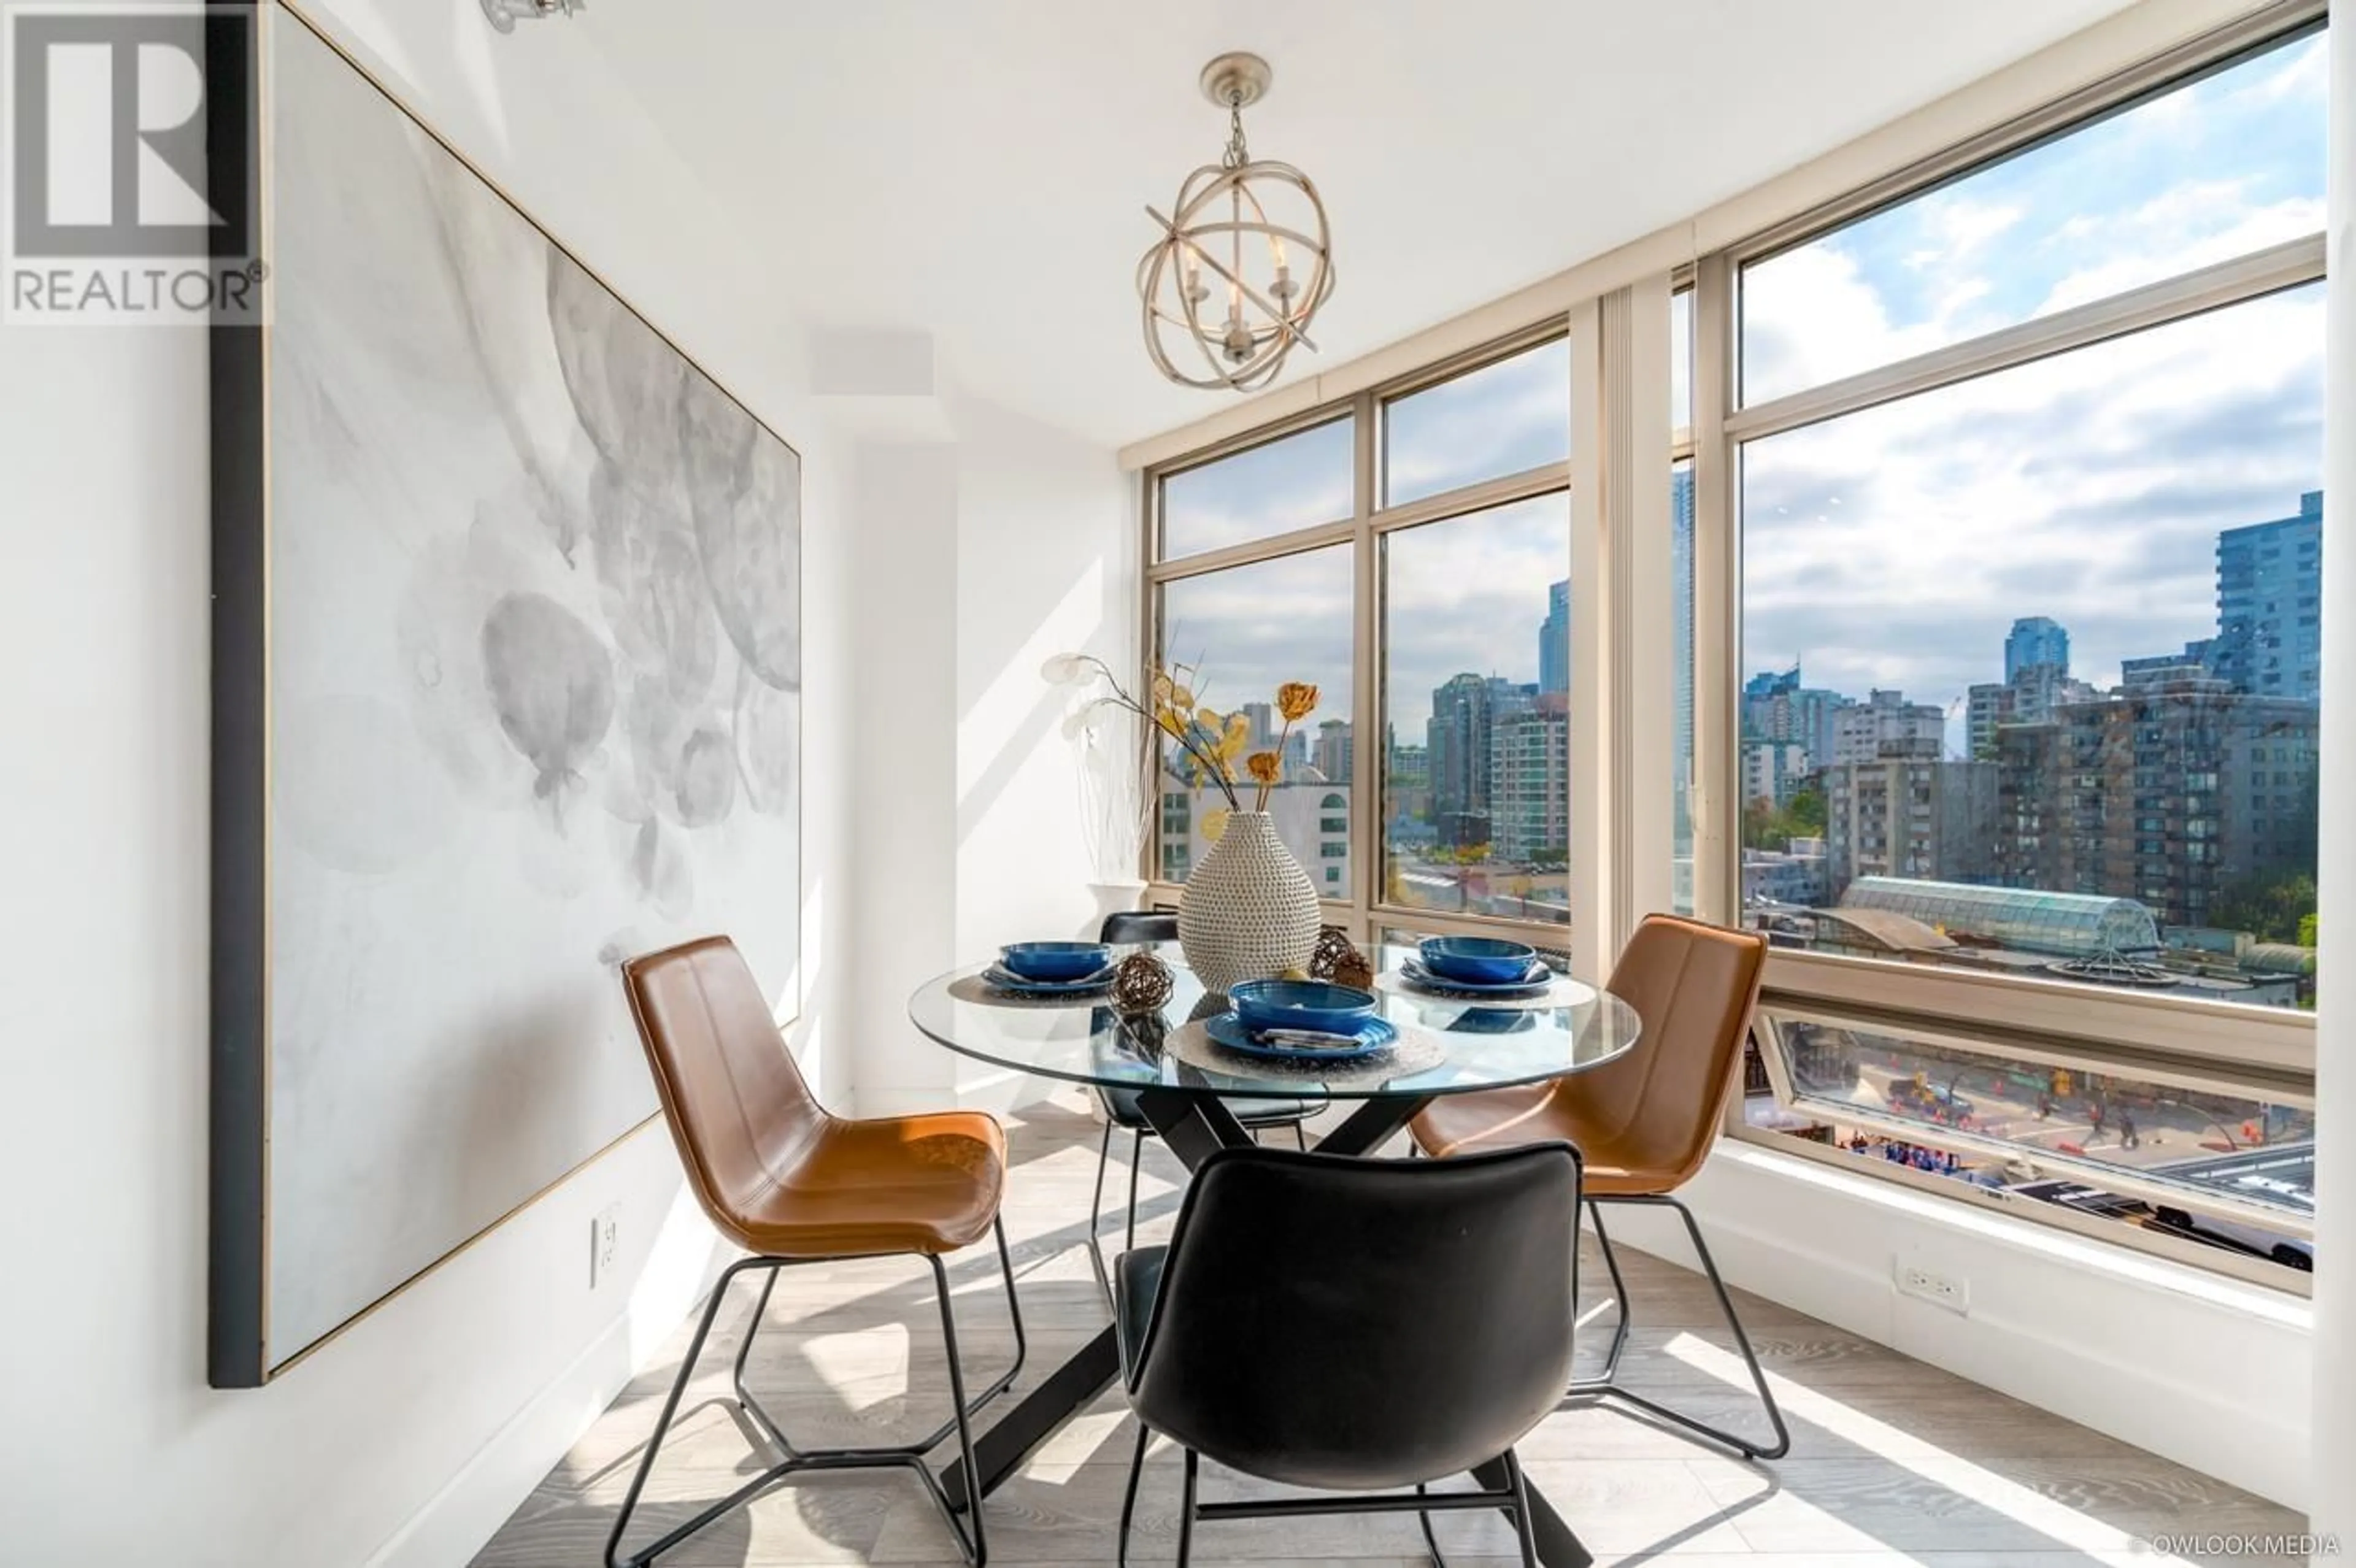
999,940,1114,982
1420,936,1539,985
1226,979,1378,1036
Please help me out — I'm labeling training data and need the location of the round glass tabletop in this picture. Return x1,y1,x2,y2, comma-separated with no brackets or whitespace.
908,956,1641,1101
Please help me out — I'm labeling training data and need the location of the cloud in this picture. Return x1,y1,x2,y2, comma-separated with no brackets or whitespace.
1744,282,2324,704
1161,416,1352,557
1741,30,2326,404
1154,28,2328,780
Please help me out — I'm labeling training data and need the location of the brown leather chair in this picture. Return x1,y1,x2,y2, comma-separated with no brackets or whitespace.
606,936,1025,1568
1411,913,1788,1460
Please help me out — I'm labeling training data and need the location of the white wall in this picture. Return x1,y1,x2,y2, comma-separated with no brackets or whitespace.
949,391,1136,1109
2309,0,2353,1555
0,1,1123,1563
0,4,1128,1558
845,439,965,1116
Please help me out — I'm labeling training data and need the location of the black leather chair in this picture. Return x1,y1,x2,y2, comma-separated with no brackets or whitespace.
1113,1143,1580,1567
1089,911,1324,1250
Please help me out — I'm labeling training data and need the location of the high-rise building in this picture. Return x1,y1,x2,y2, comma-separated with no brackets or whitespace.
1973,622,2093,758
1992,673,2320,929
1965,682,2014,761
1280,729,1309,775
1426,675,1534,844
1822,738,1998,896
1387,740,1432,831
1831,690,1945,765
2004,617,2069,684
1239,701,1278,752
1539,579,1570,697
1427,674,1496,829
1313,719,1353,784
1742,664,1853,774
1742,739,1812,809
2208,490,2322,702
1489,702,1568,861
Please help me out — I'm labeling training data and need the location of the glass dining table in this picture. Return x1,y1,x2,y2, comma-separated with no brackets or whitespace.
907,953,1642,1568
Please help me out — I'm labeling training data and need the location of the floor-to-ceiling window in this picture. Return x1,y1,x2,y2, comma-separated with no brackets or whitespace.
1139,2,2325,1286
1712,13,2325,1282
1145,330,1575,956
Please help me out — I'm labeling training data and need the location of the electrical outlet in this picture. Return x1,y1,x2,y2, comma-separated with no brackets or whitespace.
590,1204,622,1289
1895,1261,1969,1315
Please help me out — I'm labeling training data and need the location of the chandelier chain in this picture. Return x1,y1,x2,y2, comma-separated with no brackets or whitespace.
1222,99,1250,169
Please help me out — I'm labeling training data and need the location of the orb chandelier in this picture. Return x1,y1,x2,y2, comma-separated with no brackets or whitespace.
1138,53,1334,393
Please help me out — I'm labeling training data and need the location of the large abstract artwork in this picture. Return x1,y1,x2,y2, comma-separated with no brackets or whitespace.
208,10,801,1384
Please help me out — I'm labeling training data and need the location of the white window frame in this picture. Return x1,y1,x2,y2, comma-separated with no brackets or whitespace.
1695,2,2325,1278
1134,0,2326,1286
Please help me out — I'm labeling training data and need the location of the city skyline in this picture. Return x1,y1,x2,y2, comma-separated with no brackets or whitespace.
1746,486,2325,764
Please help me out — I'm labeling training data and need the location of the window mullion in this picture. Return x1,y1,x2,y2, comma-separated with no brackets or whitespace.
1352,391,1379,926
1604,280,1677,942
1567,298,1612,985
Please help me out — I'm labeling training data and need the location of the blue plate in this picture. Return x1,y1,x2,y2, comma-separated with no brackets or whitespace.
999,940,1115,982
1204,1012,1398,1063
1227,978,1379,1036
1399,958,1553,997
1420,935,1541,984
983,963,1114,996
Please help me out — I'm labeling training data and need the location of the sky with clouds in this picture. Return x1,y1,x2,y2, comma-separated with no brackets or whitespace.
1742,28,2327,744
1155,27,2327,763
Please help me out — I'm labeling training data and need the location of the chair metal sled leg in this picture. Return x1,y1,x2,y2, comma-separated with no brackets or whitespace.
1568,1198,1633,1392
730,1217,1028,1466
1125,1126,1144,1251
608,1224,1026,1568
1088,1120,1114,1250
1142,1444,1538,1568
1565,1194,1790,1461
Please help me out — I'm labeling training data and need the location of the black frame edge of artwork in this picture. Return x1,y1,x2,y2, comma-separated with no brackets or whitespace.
207,0,269,1390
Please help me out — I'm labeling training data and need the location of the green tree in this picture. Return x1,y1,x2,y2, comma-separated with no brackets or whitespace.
1787,786,1827,837
1743,788,1827,851
2210,872,2317,945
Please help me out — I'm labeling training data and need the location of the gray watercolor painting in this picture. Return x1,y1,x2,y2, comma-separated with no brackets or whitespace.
262,20,801,1362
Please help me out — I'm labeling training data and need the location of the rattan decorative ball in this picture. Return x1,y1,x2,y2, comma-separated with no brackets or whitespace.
1111,951,1176,1014
1311,925,1372,990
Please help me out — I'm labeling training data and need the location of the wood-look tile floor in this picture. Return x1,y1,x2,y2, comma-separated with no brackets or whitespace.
474,1091,2306,1568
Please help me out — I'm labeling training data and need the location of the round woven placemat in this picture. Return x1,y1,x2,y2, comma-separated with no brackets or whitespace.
1372,969,1599,1013
1166,1018,1449,1089
945,973,1112,1010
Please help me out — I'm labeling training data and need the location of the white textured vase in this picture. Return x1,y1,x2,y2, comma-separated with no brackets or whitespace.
1177,810,1322,995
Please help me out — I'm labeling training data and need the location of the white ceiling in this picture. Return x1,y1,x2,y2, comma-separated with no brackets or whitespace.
580,0,2135,448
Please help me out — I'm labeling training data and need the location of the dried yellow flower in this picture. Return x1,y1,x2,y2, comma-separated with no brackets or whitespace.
1246,750,1281,785
1201,807,1231,842
1276,682,1319,723
1170,685,1196,710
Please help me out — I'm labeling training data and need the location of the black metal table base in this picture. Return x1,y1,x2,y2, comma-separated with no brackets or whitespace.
940,1089,1595,1568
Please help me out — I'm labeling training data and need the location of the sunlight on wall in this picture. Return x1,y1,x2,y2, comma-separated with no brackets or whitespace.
955,558,1108,805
